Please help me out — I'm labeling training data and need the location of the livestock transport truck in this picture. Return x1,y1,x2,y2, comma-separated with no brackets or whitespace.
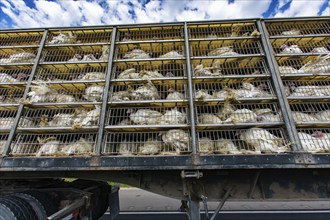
0,17,329,220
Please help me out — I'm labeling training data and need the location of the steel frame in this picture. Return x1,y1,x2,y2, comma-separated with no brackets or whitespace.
0,17,329,171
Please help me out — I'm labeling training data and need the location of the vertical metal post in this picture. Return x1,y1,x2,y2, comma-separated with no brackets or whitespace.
184,22,198,157
188,195,201,220
257,20,303,153
95,27,117,155
2,29,49,157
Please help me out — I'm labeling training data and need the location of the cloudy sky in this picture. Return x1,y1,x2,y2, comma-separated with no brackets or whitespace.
0,0,329,29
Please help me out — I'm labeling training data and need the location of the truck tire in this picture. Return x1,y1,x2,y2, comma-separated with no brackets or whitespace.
14,193,47,220
23,191,58,217
0,198,21,220
0,196,38,220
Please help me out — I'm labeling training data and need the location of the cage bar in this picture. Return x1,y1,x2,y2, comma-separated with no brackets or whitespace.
46,29,112,45
0,48,38,64
0,134,9,154
0,110,19,130
197,128,291,154
0,67,32,84
103,129,191,155
11,133,97,156
188,22,258,39
265,20,330,36
0,87,25,104
117,26,184,42
0,31,44,46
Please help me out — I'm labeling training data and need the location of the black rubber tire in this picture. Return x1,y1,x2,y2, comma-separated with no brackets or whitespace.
0,196,38,220
14,193,47,220
23,191,58,217
0,198,20,220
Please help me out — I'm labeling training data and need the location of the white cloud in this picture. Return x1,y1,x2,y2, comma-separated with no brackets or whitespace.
0,0,328,29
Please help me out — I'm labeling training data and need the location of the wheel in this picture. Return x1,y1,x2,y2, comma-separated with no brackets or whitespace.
14,193,47,220
0,198,20,220
0,196,38,220
23,191,58,217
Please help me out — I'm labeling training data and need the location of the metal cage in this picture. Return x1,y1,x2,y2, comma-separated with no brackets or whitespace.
297,128,330,153
0,31,44,46
0,110,18,131
289,102,330,124
0,87,25,105
0,67,32,84
0,48,38,64
284,80,330,100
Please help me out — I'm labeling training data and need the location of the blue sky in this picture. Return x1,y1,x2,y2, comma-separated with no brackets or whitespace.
0,0,329,29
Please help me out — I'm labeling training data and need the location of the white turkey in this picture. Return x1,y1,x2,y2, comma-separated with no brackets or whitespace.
239,128,288,154
129,109,162,125
214,139,241,154
198,137,214,153
212,88,233,99
27,82,58,103
159,51,184,59
234,82,273,99
72,106,100,128
216,102,236,120
117,68,140,79
162,129,189,154
289,85,326,97
160,108,186,124
208,46,239,56
11,141,32,155
36,136,62,156
99,45,110,61
61,138,93,155
312,131,330,152
166,88,185,100
48,32,76,44
291,111,319,122
278,66,299,74
311,47,330,53
195,89,213,100
0,52,35,63
298,132,326,153
81,54,98,61
56,94,76,103
138,70,164,79
83,85,103,101
253,108,281,122
48,114,74,127
68,54,82,62
298,55,330,74
123,49,150,59
117,141,138,156
194,64,221,76
0,140,6,153
207,32,217,38
130,82,160,100
198,114,222,124
117,119,134,126
139,138,161,155
0,117,15,128
314,110,330,121
280,44,303,54
281,29,301,36
111,91,131,101
80,72,105,80
222,109,258,123
0,73,19,83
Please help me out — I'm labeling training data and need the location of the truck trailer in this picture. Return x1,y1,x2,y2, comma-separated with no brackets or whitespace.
0,16,329,219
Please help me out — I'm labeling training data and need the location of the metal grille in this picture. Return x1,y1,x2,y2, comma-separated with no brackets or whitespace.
190,40,262,57
289,103,330,122
19,106,100,129
108,82,187,103
40,45,110,63
0,134,9,154
189,22,258,38
0,32,43,46
265,20,330,36
26,84,104,104
273,39,330,54
104,129,191,155
191,59,269,77
0,87,24,104
117,26,184,41
106,106,189,128
0,49,38,64
196,103,282,126
297,128,330,153
0,67,32,84
197,128,290,154
111,62,186,80
34,65,106,82
11,133,97,156
0,110,18,130
194,80,275,101
46,29,112,44
277,56,330,76
283,80,330,98
114,42,185,60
